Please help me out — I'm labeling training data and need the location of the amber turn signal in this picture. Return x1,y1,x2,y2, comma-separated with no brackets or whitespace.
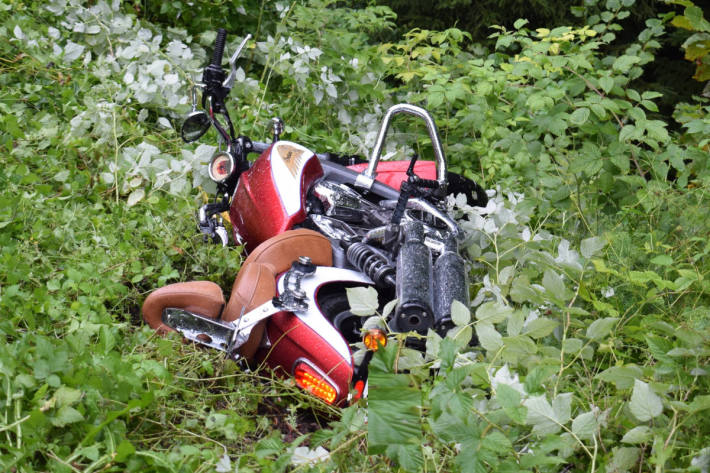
363,329,387,351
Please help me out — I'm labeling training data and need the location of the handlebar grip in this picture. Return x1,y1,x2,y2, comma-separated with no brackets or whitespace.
413,177,440,189
211,28,227,67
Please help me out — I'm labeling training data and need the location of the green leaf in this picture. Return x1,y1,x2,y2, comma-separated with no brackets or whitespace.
629,107,646,122
629,379,663,422
54,386,82,408
368,372,422,450
610,151,630,172
552,393,572,425
501,334,537,358
127,188,145,207
346,286,379,316
621,426,652,444
586,317,619,340
514,18,529,29
626,89,641,102
641,99,659,112
51,405,85,427
523,395,561,435
522,318,558,339
619,124,638,142
571,411,597,440
607,447,640,473
425,328,442,362
429,405,477,443
450,300,471,326
455,440,487,473
437,338,457,371
542,269,566,301
689,395,710,414
613,55,640,72
496,384,527,424
599,76,614,93
642,91,663,100
382,298,398,318
114,440,136,463
476,322,503,352
581,236,606,258
385,444,423,472
4,115,24,138
510,275,540,303
650,254,673,266
645,120,669,142
449,325,473,349
506,310,525,337
591,103,608,119
481,431,513,453
53,170,70,182
685,5,710,31
475,301,513,324
524,365,558,394
596,365,644,389
570,107,590,125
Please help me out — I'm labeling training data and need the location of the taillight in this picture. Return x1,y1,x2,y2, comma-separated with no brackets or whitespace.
208,151,235,183
293,360,338,404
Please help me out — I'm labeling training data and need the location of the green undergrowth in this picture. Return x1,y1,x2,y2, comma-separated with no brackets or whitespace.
1,0,709,471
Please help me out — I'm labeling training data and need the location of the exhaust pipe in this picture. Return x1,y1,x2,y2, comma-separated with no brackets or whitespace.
393,221,434,332
433,237,468,332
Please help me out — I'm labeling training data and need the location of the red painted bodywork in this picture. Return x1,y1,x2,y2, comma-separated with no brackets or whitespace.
347,160,437,190
257,311,353,406
230,144,324,251
228,148,431,405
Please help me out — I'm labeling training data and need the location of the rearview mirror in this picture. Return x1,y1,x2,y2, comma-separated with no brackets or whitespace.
181,111,211,143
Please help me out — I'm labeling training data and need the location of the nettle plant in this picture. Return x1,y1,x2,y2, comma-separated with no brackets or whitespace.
338,192,607,471
11,0,212,205
39,0,411,206
334,190,709,472
242,0,411,157
5,0,709,471
376,0,709,217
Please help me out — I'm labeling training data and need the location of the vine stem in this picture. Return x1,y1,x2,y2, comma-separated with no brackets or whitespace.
112,108,119,203
553,267,584,398
47,450,82,473
0,413,30,434
254,1,297,124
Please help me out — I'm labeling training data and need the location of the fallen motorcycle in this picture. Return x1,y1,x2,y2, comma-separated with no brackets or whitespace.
142,29,487,405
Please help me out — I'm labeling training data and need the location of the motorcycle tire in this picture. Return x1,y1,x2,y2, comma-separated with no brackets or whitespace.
317,289,363,346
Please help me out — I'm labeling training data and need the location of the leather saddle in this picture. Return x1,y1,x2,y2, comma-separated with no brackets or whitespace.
142,229,333,359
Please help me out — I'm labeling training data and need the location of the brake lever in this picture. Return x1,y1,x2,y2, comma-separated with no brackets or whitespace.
223,34,252,91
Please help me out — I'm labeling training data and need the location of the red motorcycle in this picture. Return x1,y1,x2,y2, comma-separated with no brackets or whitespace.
142,29,486,405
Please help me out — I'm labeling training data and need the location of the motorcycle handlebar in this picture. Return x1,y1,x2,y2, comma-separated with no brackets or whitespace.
211,29,227,67
251,141,270,154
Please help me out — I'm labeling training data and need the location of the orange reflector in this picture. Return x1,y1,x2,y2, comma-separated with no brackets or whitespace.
294,361,337,404
363,329,387,351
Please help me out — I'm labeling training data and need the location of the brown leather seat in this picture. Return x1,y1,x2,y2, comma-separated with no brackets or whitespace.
142,229,333,359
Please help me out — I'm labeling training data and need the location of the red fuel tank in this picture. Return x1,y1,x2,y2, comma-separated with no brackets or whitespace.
230,141,324,251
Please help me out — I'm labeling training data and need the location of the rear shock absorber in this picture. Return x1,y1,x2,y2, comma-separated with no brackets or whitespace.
343,240,396,288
